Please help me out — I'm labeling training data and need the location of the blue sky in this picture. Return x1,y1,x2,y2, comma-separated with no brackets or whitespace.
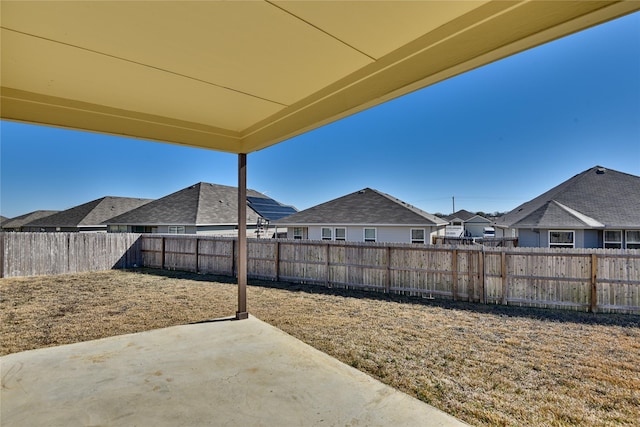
1,12,639,219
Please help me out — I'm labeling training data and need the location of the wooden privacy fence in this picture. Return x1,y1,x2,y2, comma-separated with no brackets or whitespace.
0,232,142,278
139,235,640,314
2,233,639,314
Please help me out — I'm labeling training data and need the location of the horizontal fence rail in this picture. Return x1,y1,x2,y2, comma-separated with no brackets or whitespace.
2,233,639,314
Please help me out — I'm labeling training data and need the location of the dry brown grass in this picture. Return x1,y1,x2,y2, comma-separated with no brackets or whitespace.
2,268,639,426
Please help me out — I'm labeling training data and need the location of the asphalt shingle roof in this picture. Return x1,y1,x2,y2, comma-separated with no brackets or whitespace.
1,210,60,229
444,210,474,222
105,182,269,225
25,197,152,228
273,188,447,226
496,166,640,229
444,210,491,223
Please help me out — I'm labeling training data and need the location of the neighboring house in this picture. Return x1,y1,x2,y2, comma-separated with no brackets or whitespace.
23,197,152,232
443,210,493,238
104,182,296,236
1,210,59,232
494,166,640,249
272,188,448,244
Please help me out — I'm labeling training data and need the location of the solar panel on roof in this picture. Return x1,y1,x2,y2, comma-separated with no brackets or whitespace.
247,197,279,206
247,197,297,221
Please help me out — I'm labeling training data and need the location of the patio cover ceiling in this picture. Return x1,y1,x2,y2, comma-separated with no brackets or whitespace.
1,1,638,155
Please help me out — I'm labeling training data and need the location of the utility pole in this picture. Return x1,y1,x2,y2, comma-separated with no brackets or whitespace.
452,196,455,214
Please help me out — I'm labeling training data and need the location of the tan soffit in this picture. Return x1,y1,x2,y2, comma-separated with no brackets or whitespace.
1,1,639,154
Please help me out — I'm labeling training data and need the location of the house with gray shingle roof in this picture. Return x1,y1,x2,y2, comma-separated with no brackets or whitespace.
22,197,152,232
444,210,493,238
104,182,296,236
494,166,640,248
272,188,448,244
1,210,60,232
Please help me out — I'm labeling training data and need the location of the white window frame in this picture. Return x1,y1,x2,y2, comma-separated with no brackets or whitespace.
168,225,186,234
626,230,640,249
364,228,377,243
293,227,304,240
411,228,426,244
604,230,622,249
321,227,332,240
549,230,574,248
335,227,346,241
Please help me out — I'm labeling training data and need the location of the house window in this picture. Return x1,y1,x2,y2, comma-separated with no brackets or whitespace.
364,228,376,242
411,229,425,244
109,225,127,233
335,228,346,241
168,226,185,234
293,227,304,240
626,230,640,249
321,227,332,240
549,230,574,248
132,226,153,233
604,230,622,249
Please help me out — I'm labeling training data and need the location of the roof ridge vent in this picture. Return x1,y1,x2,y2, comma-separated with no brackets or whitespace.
596,167,606,174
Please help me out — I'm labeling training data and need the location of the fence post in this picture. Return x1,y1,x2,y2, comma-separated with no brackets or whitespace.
0,233,4,278
161,236,166,270
385,246,391,294
274,240,280,281
590,253,598,313
325,243,330,287
501,251,508,305
194,238,199,273
67,233,71,273
452,249,458,301
231,239,236,276
479,248,485,304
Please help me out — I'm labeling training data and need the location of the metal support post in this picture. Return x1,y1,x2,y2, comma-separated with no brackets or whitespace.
236,153,249,320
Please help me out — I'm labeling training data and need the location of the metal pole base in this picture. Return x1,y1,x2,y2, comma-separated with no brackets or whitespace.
235,311,249,320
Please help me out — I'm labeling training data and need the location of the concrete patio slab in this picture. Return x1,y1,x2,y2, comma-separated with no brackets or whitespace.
1,316,467,426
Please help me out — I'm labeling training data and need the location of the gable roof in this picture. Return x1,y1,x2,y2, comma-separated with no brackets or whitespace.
25,197,152,228
1,210,59,229
105,182,277,226
273,188,447,226
445,210,476,222
444,209,491,224
511,200,605,229
496,166,640,229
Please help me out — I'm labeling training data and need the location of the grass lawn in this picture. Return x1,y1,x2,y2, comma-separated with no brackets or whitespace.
1,268,639,426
